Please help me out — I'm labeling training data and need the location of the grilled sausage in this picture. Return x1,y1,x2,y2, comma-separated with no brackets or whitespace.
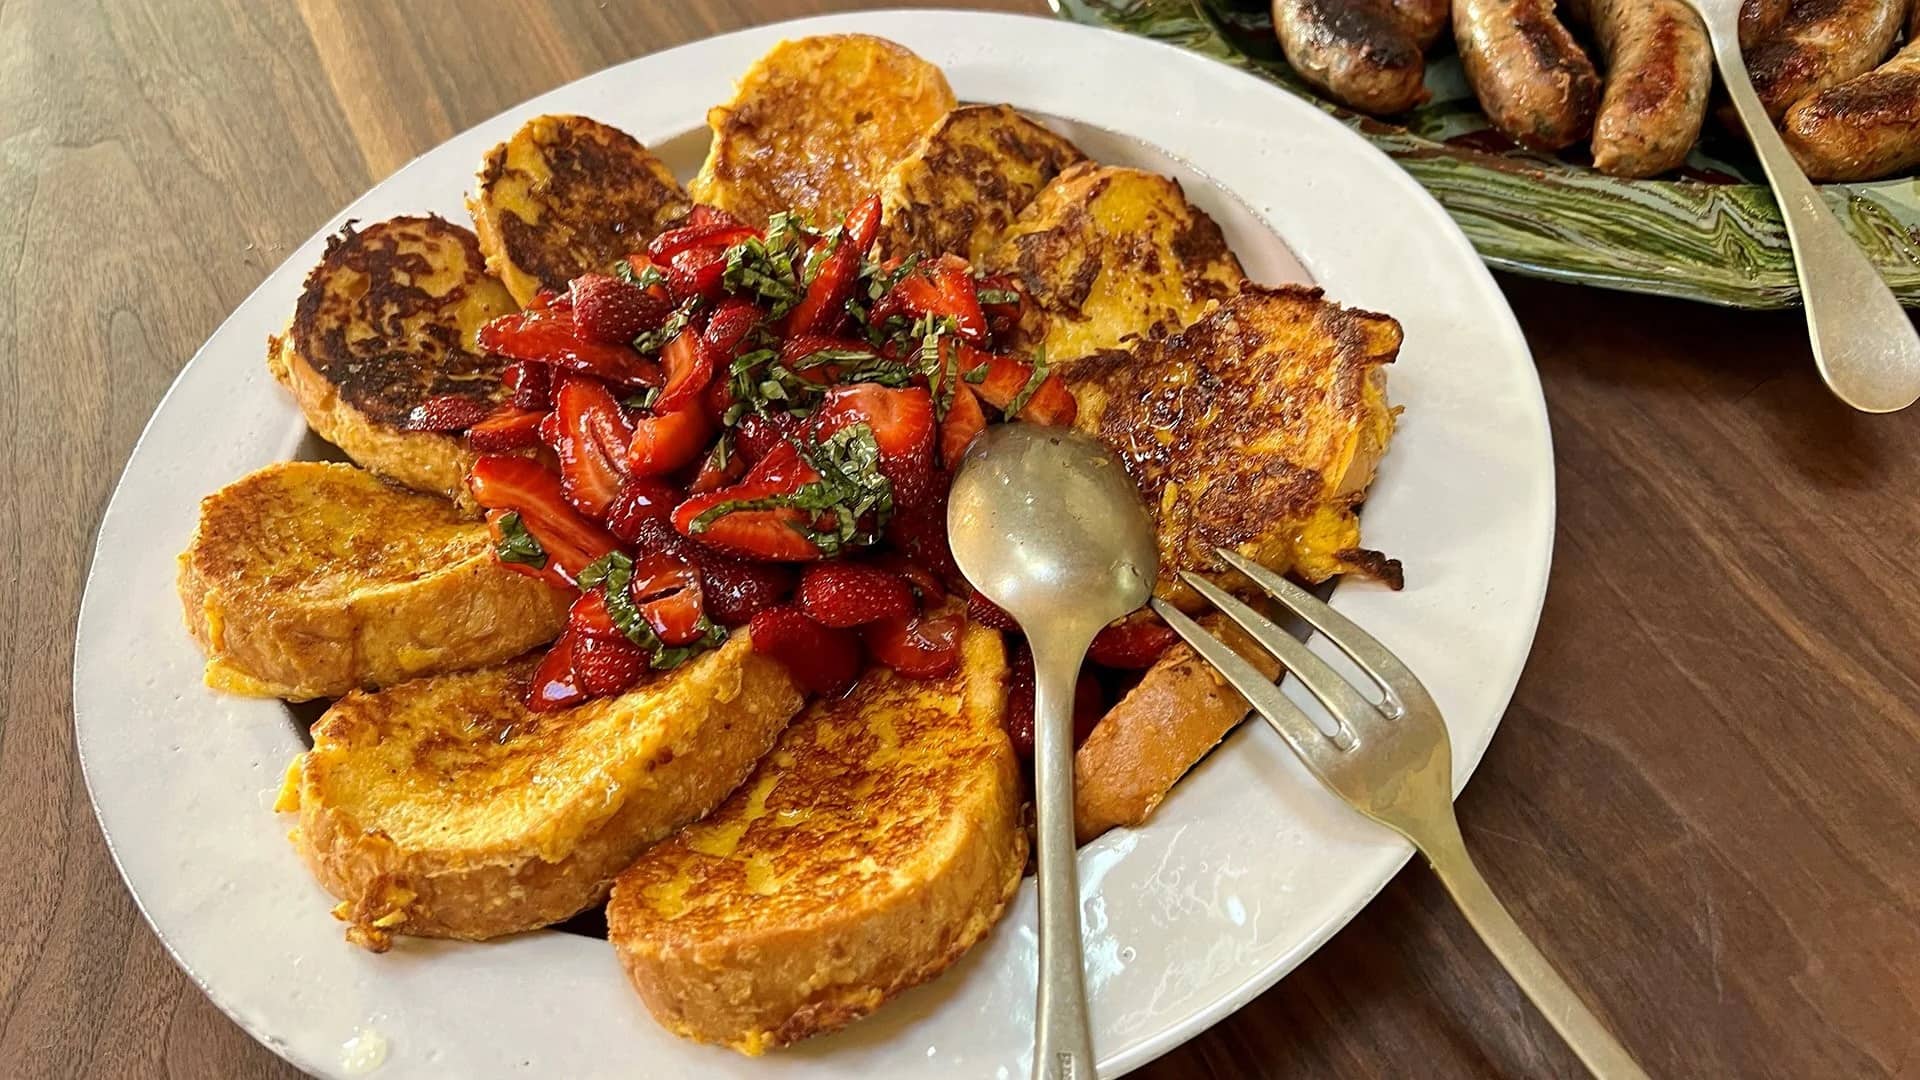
1569,0,1712,176
1454,0,1602,150
1272,0,1430,115
1739,0,1791,48
1744,0,1905,121
1781,39,1920,180
1385,0,1449,49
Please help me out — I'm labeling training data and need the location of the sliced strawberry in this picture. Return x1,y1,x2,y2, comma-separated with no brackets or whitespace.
810,383,935,505
626,403,713,477
796,562,915,628
571,272,671,344
732,410,799,465
629,552,707,646
1088,616,1180,669
502,361,552,410
881,502,960,589
966,588,1021,633
603,477,683,544
485,510,574,591
646,221,757,262
748,606,862,697
702,297,762,362
939,381,988,470
862,609,963,679
479,306,661,387
567,592,648,697
673,446,825,562
402,394,495,432
526,632,588,712
652,331,715,415
1072,672,1106,745
551,376,635,519
701,556,795,626
467,455,619,581
783,194,882,337
778,333,869,382
617,254,672,302
468,407,545,452
952,342,1077,426
688,445,747,494
664,246,727,306
870,253,987,341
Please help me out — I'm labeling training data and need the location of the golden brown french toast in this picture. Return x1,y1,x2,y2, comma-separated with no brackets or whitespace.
605,624,1023,1055
281,634,802,951
268,216,517,503
980,162,1244,363
177,461,568,701
1066,284,1401,604
1075,615,1281,842
876,104,1086,264
691,34,956,228
468,114,691,306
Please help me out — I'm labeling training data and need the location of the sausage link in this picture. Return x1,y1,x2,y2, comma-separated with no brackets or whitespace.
1453,0,1602,150
1782,39,1920,180
1570,0,1713,176
1739,0,1791,49
1384,0,1449,49
1272,0,1430,115
1744,0,1905,121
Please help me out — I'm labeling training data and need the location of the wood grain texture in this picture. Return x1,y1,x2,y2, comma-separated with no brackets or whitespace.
4,1,1918,1077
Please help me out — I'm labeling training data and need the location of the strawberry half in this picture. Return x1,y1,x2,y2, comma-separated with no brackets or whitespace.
402,394,495,432
672,443,826,562
783,194,882,337
467,454,619,581
652,330,716,415
468,406,545,452
810,382,935,506
527,632,588,712
646,220,757,262
629,551,707,646
939,381,988,470
862,609,963,679
550,376,635,519
870,253,987,342
949,341,1077,426
479,305,662,387
748,606,862,697
626,403,713,477
796,562,915,628
571,272,671,344
567,591,648,697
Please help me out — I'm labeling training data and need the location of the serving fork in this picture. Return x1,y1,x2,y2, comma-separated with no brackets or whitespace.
1154,550,1650,1080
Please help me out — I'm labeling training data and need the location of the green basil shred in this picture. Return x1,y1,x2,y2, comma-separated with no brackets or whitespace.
494,512,547,568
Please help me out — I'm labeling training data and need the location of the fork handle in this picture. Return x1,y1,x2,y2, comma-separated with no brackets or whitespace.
1414,816,1651,1080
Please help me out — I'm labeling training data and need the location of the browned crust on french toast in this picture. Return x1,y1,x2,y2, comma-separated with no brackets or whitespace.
468,115,691,306
877,104,1086,264
270,216,517,503
606,625,1022,1055
284,635,803,949
1075,615,1281,843
1065,283,1401,603
178,462,569,701
691,34,956,229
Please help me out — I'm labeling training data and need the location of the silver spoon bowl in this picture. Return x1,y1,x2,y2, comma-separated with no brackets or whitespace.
947,423,1159,1080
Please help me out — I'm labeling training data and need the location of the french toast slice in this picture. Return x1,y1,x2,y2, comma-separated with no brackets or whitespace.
268,216,518,504
606,624,1023,1055
1074,614,1281,842
691,34,956,229
980,162,1245,363
1065,283,1401,605
281,634,803,950
468,115,691,306
876,104,1086,264
177,461,569,701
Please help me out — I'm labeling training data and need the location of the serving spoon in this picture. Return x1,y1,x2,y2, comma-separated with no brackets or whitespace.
1676,0,1920,413
948,423,1160,1080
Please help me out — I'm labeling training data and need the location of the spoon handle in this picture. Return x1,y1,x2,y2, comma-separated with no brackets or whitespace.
1698,10,1920,413
1029,633,1098,1080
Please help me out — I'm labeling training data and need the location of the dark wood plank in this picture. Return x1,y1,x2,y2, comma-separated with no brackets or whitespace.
6,0,1919,1077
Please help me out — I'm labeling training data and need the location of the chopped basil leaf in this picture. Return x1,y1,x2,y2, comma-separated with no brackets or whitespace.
494,512,547,568
577,550,726,671
613,260,667,291
623,387,661,410
974,287,1019,306
633,305,693,354
963,362,989,384
688,423,893,555
1003,344,1051,418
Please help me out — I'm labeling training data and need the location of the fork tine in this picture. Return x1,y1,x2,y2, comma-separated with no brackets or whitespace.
1214,548,1426,713
1149,600,1349,761
1177,572,1373,742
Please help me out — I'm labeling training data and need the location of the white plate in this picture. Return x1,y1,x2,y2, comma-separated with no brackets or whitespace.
73,10,1553,1078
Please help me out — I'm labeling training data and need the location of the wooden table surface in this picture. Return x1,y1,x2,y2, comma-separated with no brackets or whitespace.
7,0,1920,1076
